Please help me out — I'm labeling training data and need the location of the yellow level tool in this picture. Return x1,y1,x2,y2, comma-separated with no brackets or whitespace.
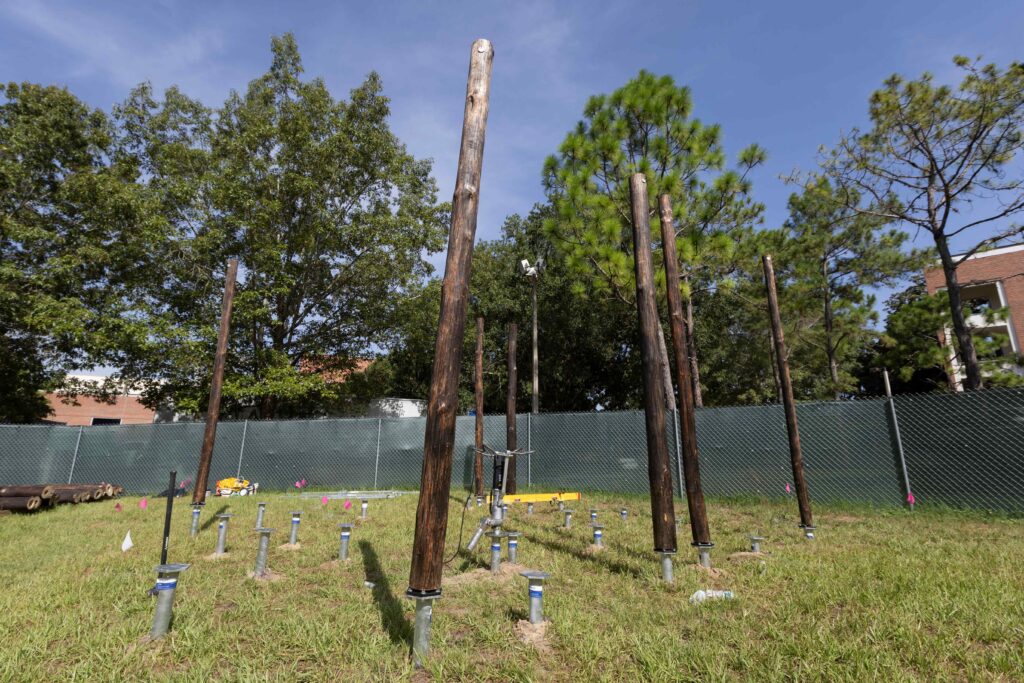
487,492,581,505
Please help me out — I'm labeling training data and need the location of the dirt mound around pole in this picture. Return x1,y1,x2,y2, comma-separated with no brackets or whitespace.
514,620,552,654
443,563,526,587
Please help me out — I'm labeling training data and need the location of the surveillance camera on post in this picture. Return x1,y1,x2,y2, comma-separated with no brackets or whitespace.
519,258,541,279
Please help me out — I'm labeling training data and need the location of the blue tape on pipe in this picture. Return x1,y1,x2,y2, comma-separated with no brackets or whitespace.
154,578,177,591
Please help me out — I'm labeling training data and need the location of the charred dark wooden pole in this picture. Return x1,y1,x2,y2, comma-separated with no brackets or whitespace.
762,254,815,533
505,322,518,494
474,316,485,497
192,258,238,505
629,174,677,555
407,39,493,599
659,195,712,550
161,471,176,565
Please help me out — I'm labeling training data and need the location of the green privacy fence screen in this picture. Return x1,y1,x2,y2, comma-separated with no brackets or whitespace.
1,389,1022,512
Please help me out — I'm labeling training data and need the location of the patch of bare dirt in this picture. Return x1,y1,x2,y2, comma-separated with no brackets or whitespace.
203,552,230,561
443,563,526,587
583,544,606,555
691,564,729,579
248,568,284,582
279,542,300,551
727,551,768,562
514,619,552,654
319,559,342,570
411,669,432,682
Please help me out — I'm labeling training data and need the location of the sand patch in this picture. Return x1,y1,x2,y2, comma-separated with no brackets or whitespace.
248,569,284,582
727,551,768,562
514,620,552,654
583,544,606,555
279,542,301,551
204,552,230,561
691,564,729,579
443,563,526,587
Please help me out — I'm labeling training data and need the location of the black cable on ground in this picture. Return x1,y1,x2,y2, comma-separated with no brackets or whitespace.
443,494,472,566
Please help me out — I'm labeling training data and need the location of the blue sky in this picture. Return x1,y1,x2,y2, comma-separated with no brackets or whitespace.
3,0,1022,276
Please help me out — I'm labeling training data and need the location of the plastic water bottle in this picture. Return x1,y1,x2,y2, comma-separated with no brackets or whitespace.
689,589,734,605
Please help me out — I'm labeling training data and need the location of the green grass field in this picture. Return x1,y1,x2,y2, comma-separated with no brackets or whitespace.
1,491,1021,681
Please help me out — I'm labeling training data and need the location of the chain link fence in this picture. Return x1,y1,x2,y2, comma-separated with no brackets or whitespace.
1,389,1022,512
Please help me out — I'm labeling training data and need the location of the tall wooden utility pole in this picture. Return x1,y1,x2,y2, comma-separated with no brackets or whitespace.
505,322,518,493
659,195,713,565
474,316,485,497
762,254,815,536
407,39,493,607
192,258,238,505
629,175,678,574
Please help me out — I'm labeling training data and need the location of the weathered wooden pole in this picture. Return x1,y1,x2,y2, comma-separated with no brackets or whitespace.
407,40,493,666
629,175,678,579
505,322,518,494
658,195,713,565
474,316,485,497
192,258,238,506
761,254,815,536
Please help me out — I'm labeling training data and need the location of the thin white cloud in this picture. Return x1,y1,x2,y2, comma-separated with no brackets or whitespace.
2,1,227,98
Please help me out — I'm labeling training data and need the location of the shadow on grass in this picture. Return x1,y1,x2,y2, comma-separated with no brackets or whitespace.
524,530,644,579
359,540,412,648
199,504,230,531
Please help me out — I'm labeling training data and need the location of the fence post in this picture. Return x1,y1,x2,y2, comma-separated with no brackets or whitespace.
883,369,913,508
373,418,382,489
235,420,248,478
67,425,84,484
527,412,532,487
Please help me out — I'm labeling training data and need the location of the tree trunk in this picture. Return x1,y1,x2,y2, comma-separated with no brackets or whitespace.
683,291,704,407
935,236,983,391
656,325,677,413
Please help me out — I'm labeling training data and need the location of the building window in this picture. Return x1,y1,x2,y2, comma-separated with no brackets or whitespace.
91,417,122,426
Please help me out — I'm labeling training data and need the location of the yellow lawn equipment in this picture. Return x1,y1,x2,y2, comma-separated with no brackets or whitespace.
215,477,258,496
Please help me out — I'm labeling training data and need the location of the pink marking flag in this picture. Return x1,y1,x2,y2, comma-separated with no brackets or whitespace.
907,491,916,506
343,499,352,510
301,478,307,487
321,495,329,505
114,502,122,513
785,483,791,494
138,497,148,510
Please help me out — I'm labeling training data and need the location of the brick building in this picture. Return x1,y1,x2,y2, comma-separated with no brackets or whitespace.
44,373,158,426
924,243,1024,390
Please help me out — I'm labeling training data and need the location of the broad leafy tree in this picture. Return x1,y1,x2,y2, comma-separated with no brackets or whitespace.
0,83,159,422
116,34,446,417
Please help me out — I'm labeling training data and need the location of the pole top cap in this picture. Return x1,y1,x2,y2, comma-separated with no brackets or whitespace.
255,527,275,534
216,513,234,519
519,569,550,581
155,562,190,574
290,510,303,516
338,523,354,530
